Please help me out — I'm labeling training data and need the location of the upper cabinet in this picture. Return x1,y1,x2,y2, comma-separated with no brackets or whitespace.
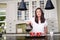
0,3,7,8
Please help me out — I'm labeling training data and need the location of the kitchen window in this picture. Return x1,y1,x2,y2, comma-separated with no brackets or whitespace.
40,0,44,9
32,1,37,17
24,2,29,20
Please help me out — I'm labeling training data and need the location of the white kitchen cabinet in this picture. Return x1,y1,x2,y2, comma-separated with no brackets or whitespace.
6,1,17,33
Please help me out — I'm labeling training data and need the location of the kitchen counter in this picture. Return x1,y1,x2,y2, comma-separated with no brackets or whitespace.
0,32,60,40
2,32,60,36
1,35,60,40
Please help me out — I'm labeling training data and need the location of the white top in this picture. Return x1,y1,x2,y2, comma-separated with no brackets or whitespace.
28,18,48,33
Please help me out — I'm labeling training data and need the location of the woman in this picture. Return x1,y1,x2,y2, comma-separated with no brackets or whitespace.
26,8,48,36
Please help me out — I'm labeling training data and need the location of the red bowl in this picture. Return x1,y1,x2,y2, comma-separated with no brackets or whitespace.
30,32,35,37
36,32,41,36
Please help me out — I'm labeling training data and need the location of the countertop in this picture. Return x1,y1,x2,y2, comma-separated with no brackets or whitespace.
0,32,60,40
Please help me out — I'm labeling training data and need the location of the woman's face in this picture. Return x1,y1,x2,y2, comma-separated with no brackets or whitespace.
36,9,41,17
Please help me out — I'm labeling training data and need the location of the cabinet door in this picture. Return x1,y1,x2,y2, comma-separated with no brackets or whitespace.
6,1,17,33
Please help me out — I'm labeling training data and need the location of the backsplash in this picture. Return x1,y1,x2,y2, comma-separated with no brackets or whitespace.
44,10,58,32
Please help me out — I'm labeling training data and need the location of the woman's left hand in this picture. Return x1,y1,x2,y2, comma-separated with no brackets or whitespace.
41,32,47,36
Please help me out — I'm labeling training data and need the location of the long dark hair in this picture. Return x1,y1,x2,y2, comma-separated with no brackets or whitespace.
35,8,45,24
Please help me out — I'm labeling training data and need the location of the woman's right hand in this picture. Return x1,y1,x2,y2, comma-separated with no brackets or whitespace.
26,21,31,25
26,21,33,28
41,32,47,36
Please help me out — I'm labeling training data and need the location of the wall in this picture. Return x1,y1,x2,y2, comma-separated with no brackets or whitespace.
44,0,59,32
57,0,60,32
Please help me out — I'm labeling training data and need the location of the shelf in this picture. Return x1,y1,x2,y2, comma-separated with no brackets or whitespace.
0,21,5,23
0,3,7,8
0,15,6,16
0,3,6,26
